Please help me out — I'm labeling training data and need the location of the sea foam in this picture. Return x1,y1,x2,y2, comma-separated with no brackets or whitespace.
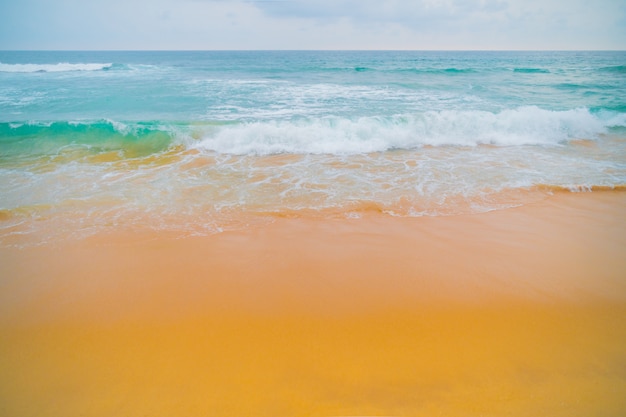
0,62,113,73
194,107,610,155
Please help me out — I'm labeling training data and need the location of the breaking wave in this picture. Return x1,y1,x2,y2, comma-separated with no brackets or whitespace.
2,107,623,158
0,62,114,73
194,107,617,155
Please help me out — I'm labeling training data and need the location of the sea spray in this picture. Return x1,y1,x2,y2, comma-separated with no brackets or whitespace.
192,107,611,155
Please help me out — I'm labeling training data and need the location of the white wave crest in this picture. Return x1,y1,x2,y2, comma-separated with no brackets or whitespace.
193,107,609,155
0,62,113,73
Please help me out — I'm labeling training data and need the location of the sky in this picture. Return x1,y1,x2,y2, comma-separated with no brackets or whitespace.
0,0,625,50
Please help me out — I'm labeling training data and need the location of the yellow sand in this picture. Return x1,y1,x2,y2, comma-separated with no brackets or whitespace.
1,192,626,416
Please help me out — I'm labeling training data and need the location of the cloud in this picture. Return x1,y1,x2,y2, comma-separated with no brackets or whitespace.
248,0,625,48
252,0,508,26
0,0,624,49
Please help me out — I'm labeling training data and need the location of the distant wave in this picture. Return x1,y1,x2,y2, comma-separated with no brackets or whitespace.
0,62,114,73
598,65,626,73
443,68,476,74
391,67,477,75
288,66,481,75
512,68,550,74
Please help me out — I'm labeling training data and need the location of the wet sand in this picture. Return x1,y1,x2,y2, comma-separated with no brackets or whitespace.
1,192,626,416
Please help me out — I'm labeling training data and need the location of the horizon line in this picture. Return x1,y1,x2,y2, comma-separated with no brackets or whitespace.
2,48,625,52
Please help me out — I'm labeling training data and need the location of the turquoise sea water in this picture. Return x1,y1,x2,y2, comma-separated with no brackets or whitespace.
1,51,625,245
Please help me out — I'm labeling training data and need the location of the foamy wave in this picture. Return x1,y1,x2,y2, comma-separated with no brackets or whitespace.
0,62,113,73
193,107,610,155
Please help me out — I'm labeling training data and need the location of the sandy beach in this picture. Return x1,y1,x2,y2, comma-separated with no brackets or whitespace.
1,190,626,416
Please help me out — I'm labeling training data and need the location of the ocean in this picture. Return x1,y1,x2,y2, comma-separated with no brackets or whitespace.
1,50,625,245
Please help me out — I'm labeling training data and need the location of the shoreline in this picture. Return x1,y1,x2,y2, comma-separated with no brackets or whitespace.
1,191,626,416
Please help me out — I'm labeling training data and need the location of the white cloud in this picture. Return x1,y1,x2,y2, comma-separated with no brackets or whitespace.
0,0,624,49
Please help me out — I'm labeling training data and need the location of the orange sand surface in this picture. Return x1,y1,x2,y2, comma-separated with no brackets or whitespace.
1,192,626,416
